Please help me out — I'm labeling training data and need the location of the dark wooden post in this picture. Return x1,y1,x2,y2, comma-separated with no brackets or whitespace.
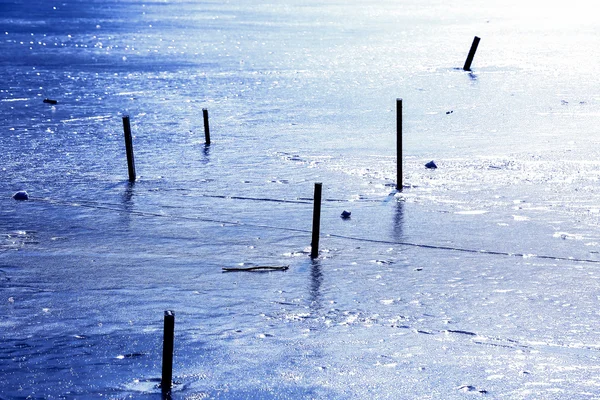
463,36,481,71
161,310,175,393
122,115,136,182
203,108,211,145
311,183,322,259
396,98,403,191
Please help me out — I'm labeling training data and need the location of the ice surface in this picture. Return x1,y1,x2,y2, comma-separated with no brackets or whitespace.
2,0,600,398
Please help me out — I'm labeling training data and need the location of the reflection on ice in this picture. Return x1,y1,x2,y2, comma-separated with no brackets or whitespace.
309,259,323,311
392,200,404,239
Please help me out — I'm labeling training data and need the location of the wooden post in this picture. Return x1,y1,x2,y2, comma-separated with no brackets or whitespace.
203,108,210,145
463,36,480,71
310,183,322,259
396,98,403,192
122,116,136,182
161,310,175,393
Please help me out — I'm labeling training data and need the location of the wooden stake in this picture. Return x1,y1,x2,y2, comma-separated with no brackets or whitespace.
122,116,136,182
396,98,403,191
463,36,481,71
311,183,322,259
203,108,210,145
161,310,175,393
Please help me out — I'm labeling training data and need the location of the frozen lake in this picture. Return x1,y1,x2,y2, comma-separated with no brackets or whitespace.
2,0,600,398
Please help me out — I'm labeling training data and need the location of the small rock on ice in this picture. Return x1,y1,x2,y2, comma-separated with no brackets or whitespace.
12,191,29,201
425,160,437,169
341,210,351,219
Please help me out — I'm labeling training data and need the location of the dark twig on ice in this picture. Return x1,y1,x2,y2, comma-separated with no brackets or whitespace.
222,265,290,272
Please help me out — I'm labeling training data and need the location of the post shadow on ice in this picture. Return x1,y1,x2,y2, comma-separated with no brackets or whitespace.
122,182,135,205
117,182,137,228
202,142,211,160
310,259,323,311
392,200,405,239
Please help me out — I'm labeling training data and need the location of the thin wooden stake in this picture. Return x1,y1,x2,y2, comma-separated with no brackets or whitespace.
310,183,322,259
122,115,136,182
161,310,175,393
463,36,481,71
203,108,211,145
396,98,403,192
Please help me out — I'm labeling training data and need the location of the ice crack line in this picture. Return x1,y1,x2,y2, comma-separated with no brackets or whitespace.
327,233,600,264
29,197,600,264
